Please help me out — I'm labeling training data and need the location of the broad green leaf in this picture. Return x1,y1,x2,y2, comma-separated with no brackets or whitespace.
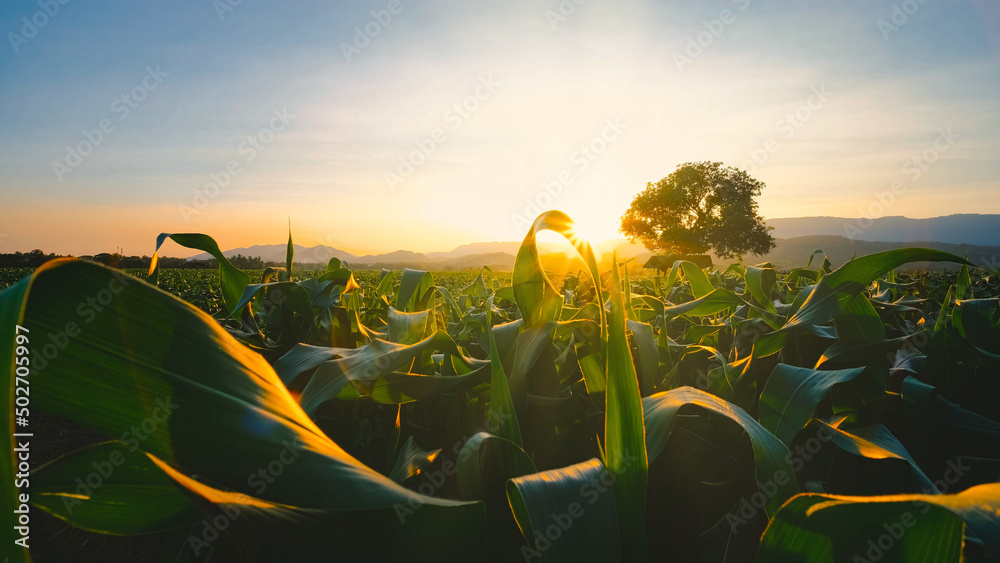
395,269,434,312
458,433,536,507
31,441,200,534
458,433,537,562
626,319,659,395
951,298,999,348
299,331,488,413
816,331,927,369
513,211,603,331
605,253,649,562
833,293,889,388
508,319,602,403
757,483,1000,562
285,221,294,280
934,286,955,333
662,288,747,318
358,368,489,404
484,295,523,446
956,263,971,300
745,265,778,314
643,387,798,516
387,306,432,345
388,436,440,484
507,459,621,562
461,268,491,300
663,259,682,295
900,376,1000,459
150,455,486,562
679,260,715,298
149,233,251,317
814,421,936,493
759,364,866,445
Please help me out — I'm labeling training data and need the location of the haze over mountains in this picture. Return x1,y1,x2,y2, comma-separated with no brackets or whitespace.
191,215,1000,270
768,214,1000,246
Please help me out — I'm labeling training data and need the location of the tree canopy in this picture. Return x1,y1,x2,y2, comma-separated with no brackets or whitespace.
620,161,776,260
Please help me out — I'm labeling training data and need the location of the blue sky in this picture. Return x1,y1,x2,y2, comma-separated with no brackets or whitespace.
1,0,998,256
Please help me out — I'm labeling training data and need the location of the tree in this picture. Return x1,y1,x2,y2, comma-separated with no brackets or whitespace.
620,161,775,260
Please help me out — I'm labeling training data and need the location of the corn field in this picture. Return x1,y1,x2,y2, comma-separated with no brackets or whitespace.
3,210,1000,562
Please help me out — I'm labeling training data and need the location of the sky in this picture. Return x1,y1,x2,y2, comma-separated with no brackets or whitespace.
1,0,999,257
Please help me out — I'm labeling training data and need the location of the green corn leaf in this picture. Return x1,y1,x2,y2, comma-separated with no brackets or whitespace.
395,269,434,312
813,421,936,493
745,265,778,314
643,387,798,517
626,319,659,395
149,233,251,318
387,436,441,484
956,263,971,300
604,252,649,562
757,483,1000,562
458,433,537,561
507,459,622,562
285,221,294,280
758,364,867,445
484,295,523,446
298,331,489,413
662,288,748,318
679,260,715,298
30,441,200,534
513,211,603,330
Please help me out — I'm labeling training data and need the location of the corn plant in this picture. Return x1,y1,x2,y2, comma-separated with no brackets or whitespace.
3,211,1000,562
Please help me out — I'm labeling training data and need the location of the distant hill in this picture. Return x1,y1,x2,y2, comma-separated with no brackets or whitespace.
183,214,1000,271
355,250,430,264
190,244,358,264
705,235,1000,271
767,214,1000,246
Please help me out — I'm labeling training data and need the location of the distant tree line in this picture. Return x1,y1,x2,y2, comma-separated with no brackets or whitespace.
0,250,265,270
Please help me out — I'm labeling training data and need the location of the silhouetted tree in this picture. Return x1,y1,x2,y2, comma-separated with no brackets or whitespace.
620,161,775,259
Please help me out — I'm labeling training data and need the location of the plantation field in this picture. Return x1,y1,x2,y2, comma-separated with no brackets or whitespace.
3,212,1000,562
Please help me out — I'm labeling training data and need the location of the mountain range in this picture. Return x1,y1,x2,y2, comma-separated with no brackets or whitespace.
767,214,1000,246
189,214,1000,270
